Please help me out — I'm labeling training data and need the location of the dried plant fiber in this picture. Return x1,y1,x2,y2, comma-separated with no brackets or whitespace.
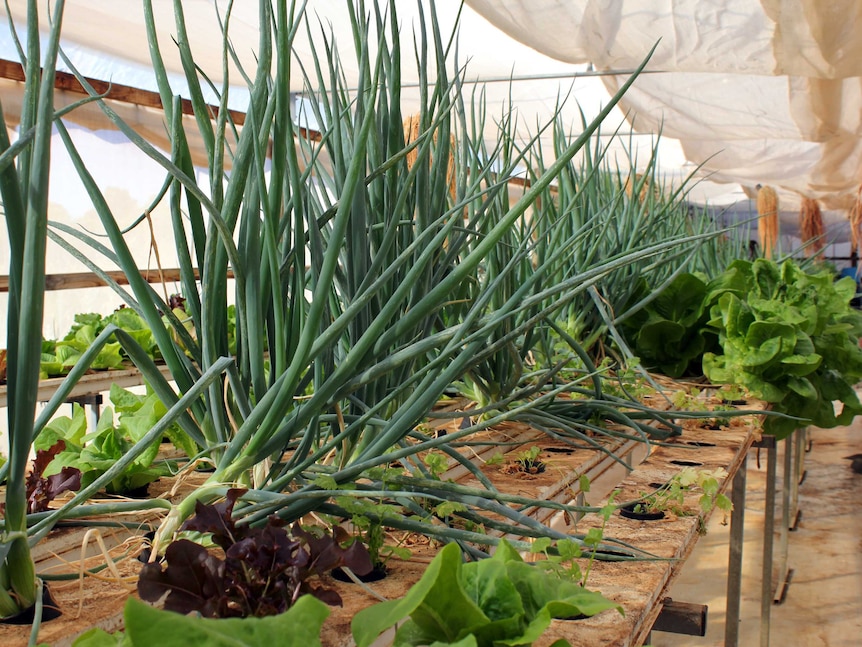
850,185,862,256
757,185,779,259
799,197,824,258
402,114,456,201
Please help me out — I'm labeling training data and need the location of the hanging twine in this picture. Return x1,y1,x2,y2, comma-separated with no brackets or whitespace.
799,197,824,258
402,114,456,201
624,172,660,204
849,185,862,256
756,184,779,259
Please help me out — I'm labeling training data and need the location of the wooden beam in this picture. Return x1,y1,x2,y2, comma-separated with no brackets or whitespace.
0,268,234,293
0,58,246,125
0,364,175,408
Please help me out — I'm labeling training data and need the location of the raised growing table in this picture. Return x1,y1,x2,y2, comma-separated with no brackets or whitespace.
537,419,756,646
320,405,759,647
4,380,760,647
0,363,174,408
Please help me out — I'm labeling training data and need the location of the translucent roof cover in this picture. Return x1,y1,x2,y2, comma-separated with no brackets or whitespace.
1,0,858,346
1,0,860,217
467,0,862,212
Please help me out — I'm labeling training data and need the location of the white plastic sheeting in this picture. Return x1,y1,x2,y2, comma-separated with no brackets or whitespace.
0,1,700,188
0,0,623,147
2,0,859,345
467,0,862,214
0,1,857,242
465,0,862,78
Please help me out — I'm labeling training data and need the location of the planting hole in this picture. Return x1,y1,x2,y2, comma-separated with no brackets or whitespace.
558,613,590,621
619,502,665,521
332,565,388,583
1,586,62,625
670,459,703,467
683,441,716,447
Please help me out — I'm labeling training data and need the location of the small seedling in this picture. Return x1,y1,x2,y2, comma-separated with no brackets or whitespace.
580,492,618,587
706,403,735,429
515,446,546,473
527,490,615,589
716,384,748,404
579,473,591,496
692,469,733,523
423,451,449,479
631,480,686,516
485,451,505,466
671,389,699,409
606,357,657,401
529,536,584,582
629,468,733,525
335,496,413,567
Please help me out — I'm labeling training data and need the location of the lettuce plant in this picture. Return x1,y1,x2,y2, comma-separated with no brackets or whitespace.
72,594,329,647
620,273,716,378
41,333,124,378
34,384,187,495
352,540,621,647
138,489,373,618
0,441,81,517
621,258,862,437
703,259,862,436
38,309,167,379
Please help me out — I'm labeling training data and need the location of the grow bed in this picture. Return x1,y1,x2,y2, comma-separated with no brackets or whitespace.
311,408,758,647
323,403,759,647
6,390,760,646
443,422,648,533
537,419,758,646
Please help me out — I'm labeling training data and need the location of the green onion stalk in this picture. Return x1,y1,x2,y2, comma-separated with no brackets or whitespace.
527,120,732,358
0,0,71,619
0,0,233,623
47,0,711,556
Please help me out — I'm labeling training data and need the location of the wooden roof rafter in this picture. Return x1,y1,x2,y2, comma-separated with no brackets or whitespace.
0,57,247,125
0,57,333,144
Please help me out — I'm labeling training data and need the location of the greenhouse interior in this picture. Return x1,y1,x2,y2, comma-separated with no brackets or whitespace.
1,1,861,646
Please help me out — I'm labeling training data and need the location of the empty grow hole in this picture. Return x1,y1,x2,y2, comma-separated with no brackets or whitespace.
332,564,388,583
1,585,62,625
670,459,703,467
683,441,715,447
543,447,575,455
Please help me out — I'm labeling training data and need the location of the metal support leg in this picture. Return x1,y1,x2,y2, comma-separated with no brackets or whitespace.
773,437,793,603
789,428,806,530
725,451,748,647
759,436,777,647
67,393,102,433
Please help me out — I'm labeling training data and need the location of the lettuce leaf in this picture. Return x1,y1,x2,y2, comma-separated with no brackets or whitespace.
73,595,329,647
353,540,620,647
704,259,862,437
